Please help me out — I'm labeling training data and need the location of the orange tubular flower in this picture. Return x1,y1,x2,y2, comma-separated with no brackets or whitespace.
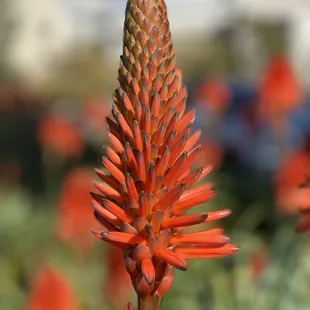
296,209,310,233
91,1,238,309
26,267,78,310
275,151,310,215
258,54,303,124
58,167,97,256
295,178,310,233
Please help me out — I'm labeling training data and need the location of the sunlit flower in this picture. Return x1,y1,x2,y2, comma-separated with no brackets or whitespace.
91,0,238,305
26,267,78,310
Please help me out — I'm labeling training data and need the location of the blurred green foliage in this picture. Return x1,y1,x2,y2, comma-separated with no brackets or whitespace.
1,173,310,310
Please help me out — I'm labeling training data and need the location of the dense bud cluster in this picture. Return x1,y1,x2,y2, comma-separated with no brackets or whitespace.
91,0,238,301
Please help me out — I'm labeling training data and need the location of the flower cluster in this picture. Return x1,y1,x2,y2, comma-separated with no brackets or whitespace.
91,0,238,304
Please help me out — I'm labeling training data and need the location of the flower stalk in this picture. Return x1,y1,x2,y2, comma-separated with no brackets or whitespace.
91,0,239,309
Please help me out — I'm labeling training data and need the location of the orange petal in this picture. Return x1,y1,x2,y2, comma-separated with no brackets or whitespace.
90,191,103,203
109,132,125,153
153,184,186,211
174,99,186,118
151,92,160,118
125,173,139,202
156,146,170,177
159,107,173,130
91,230,128,249
137,151,146,182
165,146,202,187
141,259,155,285
172,184,216,214
155,266,174,297
118,88,135,114
191,228,225,235
178,168,203,189
170,233,229,246
145,163,156,193
102,199,132,223
168,75,180,97
161,214,208,230
125,142,138,170
197,165,213,182
143,134,151,165
94,212,119,231
135,100,142,123
175,243,240,259
204,209,232,223
102,157,125,183
102,231,145,245
162,130,176,154
106,117,123,142
170,123,191,152
104,146,122,168
176,109,195,133
147,193,158,212
184,130,201,153
169,134,188,165
155,249,187,271
179,183,214,201
93,182,124,204
94,169,120,190
139,192,149,217
133,120,143,151
163,153,187,186
150,210,164,233
122,222,138,235
152,122,167,147
115,112,134,140
91,201,122,226
141,106,151,137
164,112,179,141
132,245,151,262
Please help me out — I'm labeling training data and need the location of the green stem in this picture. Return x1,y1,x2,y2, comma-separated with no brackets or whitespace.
138,296,163,310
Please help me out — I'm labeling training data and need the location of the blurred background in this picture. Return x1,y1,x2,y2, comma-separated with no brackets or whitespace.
1,0,310,309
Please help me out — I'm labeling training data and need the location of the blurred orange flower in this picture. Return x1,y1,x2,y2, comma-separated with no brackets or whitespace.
195,79,230,115
82,96,110,133
26,267,78,310
58,167,97,255
275,151,310,215
296,209,310,233
38,116,84,159
258,55,303,123
195,141,223,171
105,245,133,308
250,246,269,281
